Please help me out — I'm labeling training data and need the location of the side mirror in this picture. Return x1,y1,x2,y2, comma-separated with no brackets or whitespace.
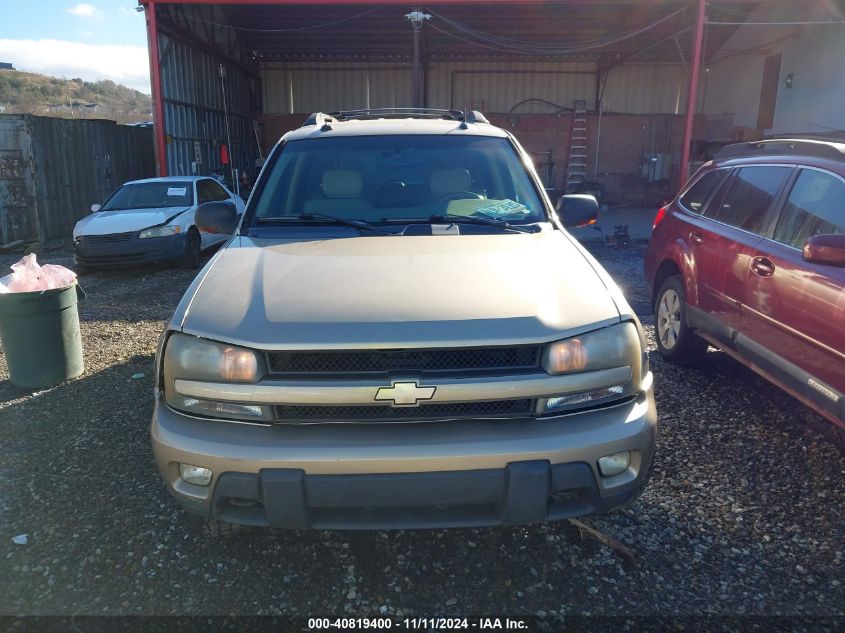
803,234,845,267
195,200,238,234
91,203,102,213
557,194,599,228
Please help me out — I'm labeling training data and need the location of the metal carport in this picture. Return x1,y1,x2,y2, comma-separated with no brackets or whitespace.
137,0,837,198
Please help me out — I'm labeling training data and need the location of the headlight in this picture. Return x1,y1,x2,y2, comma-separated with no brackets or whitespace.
543,322,641,375
540,322,643,414
139,224,181,239
162,333,271,421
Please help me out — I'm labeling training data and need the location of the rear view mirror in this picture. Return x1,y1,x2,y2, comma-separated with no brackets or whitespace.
557,194,599,228
803,234,845,267
90,203,101,213
196,201,238,234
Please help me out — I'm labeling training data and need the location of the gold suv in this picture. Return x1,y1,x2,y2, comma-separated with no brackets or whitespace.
151,109,657,531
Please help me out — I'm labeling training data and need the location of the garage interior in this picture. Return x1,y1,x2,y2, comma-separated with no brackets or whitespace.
141,0,845,206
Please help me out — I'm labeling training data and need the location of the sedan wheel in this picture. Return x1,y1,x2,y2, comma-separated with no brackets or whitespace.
180,229,201,269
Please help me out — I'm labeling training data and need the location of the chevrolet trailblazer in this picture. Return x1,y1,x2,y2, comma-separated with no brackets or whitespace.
151,109,656,532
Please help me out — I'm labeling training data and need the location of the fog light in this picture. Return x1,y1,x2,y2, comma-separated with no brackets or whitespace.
598,451,631,477
179,463,213,486
545,385,625,411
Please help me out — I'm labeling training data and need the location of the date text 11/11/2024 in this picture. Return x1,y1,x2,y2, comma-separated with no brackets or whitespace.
307,617,530,630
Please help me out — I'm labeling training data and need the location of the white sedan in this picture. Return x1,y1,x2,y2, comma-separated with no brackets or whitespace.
72,176,244,270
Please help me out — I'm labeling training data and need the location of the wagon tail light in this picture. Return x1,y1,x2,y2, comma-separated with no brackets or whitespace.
652,206,667,231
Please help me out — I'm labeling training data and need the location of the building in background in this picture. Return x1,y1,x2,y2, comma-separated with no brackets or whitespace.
139,0,845,203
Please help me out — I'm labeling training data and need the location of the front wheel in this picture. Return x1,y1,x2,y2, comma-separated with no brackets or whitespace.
180,229,201,269
654,275,708,365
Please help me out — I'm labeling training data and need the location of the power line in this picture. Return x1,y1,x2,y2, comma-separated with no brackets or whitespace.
176,6,382,34
424,7,687,56
708,19,845,25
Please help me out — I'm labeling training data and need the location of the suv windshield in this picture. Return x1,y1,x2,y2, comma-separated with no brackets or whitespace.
101,181,194,211
250,135,547,226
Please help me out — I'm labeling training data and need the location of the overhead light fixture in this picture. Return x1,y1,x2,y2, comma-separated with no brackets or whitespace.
405,11,431,31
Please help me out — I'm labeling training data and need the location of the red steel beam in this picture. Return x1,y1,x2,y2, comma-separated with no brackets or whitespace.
146,0,168,176
678,0,706,191
138,0,706,4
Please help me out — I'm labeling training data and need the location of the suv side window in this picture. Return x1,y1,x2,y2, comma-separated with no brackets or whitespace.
772,169,845,248
679,169,729,214
707,166,792,234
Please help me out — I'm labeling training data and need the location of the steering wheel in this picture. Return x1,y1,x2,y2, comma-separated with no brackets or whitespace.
437,191,483,204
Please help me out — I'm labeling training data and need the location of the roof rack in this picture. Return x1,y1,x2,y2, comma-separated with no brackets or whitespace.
302,108,490,128
715,138,845,161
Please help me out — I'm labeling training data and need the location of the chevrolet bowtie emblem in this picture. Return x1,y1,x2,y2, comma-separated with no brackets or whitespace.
375,381,436,407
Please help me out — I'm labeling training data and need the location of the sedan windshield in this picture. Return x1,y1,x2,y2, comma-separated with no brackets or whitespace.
101,181,194,211
250,135,547,226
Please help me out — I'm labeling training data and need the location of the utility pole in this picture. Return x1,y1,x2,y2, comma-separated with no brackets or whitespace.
405,10,431,108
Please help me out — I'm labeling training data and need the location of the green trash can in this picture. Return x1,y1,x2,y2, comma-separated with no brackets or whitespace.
0,282,84,388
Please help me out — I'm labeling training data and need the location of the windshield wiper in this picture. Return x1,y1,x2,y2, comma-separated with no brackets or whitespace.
428,213,540,234
256,213,392,234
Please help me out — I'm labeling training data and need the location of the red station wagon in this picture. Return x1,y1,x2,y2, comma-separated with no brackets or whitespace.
645,139,845,429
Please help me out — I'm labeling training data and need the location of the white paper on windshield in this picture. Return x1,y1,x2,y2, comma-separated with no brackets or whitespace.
474,199,529,219
167,187,187,196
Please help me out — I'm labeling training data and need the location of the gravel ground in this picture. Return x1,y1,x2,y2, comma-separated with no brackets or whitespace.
0,242,843,624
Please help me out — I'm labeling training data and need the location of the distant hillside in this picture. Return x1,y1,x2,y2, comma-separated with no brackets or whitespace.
0,70,151,124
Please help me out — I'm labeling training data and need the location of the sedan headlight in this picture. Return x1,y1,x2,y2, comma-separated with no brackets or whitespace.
139,224,181,239
162,333,271,421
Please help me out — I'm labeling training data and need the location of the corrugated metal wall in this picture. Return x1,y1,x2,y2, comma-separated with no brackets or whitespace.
159,32,260,181
260,60,687,115
604,64,686,115
263,62,413,114
428,60,597,112
0,115,154,242
0,115,35,244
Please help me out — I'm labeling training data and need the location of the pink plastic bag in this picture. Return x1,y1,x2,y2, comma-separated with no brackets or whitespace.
0,254,78,294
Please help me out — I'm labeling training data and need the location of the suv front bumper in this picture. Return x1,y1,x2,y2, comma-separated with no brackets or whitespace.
151,379,656,529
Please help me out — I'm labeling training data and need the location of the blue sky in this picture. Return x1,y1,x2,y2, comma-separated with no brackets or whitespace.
0,1,151,93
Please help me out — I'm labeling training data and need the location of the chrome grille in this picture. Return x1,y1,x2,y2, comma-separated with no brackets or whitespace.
83,232,135,243
273,399,533,422
267,346,541,376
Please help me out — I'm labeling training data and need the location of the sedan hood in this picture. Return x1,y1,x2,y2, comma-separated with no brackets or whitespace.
180,231,622,349
73,206,189,237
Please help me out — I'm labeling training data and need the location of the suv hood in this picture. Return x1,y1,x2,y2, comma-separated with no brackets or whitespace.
179,231,621,349
73,206,190,237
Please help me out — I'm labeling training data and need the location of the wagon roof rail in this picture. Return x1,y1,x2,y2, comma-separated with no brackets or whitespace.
715,138,845,161
302,108,490,127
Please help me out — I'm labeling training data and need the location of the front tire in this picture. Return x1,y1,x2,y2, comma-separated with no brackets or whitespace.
654,275,707,365
180,229,201,269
